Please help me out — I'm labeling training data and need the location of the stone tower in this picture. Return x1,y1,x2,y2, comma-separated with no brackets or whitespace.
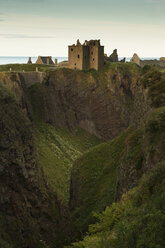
68,39,104,70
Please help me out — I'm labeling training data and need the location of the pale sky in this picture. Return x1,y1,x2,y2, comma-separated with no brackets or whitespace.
0,0,165,57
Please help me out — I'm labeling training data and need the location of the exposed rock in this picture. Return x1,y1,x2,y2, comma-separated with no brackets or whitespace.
0,64,156,247
26,66,150,140
0,83,69,248
130,53,141,66
160,57,165,61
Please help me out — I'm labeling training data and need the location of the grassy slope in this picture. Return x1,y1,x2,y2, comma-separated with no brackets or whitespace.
70,128,133,234
69,161,165,248
34,120,102,204
68,105,165,247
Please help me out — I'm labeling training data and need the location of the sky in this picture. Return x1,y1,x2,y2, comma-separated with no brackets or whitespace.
0,0,165,57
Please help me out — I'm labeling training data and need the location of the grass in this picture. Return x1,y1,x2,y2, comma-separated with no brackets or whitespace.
70,128,133,237
34,119,102,205
141,67,165,108
68,162,165,248
69,106,165,240
0,63,57,72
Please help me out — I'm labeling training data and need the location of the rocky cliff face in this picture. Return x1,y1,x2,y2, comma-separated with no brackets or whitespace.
0,80,68,248
69,67,165,240
0,63,156,247
29,64,150,140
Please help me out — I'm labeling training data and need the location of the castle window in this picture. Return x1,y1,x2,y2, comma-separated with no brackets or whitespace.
91,52,93,55
93,58,95,61
77,54,80,59
71,48,73,51
74,63,76,66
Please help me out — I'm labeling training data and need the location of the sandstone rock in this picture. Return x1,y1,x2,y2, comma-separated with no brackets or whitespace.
130,53,141,66
160,57,165,61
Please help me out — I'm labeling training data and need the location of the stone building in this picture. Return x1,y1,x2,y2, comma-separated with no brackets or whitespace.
36,56,54,65
68,39,104,70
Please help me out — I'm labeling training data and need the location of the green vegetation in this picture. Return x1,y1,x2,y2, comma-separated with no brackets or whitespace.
70,129,133,236
141,67,165,107
1,63,165,248
69,106,165,242
0,239,13,248
0,63,57,72
68,162,165,248
28,80,102,205
35,119,102,204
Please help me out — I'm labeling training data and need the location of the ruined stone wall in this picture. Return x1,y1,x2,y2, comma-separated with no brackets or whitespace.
82,46,90,70
19,72,46,87
68,45,83,70
140,60,165,67
89,46,104,70
68,41,104,70
98,46,104,69
89,46,98,70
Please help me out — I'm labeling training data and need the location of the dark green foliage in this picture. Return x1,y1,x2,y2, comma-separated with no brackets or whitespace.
69,106,165,245
0,239,13,248
141,69,165,107
70,129,132,237
1,63,165,248
68,162,165,248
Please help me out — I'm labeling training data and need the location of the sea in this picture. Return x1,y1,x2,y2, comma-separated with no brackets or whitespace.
0,56,159,65
0,56,68,65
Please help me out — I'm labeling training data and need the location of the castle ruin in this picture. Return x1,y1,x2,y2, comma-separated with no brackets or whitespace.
68,39,104,70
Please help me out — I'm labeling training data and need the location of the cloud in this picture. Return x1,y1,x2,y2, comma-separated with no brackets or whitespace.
0,33,56,39
0,19,5,21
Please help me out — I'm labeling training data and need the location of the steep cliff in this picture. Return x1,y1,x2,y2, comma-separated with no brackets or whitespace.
0,82,69,248
69,107,165,237
0,63,164,248
69,67,165,242
28,63,150,140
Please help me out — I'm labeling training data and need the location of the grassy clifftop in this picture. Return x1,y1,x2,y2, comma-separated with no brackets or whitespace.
0,63,55,72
